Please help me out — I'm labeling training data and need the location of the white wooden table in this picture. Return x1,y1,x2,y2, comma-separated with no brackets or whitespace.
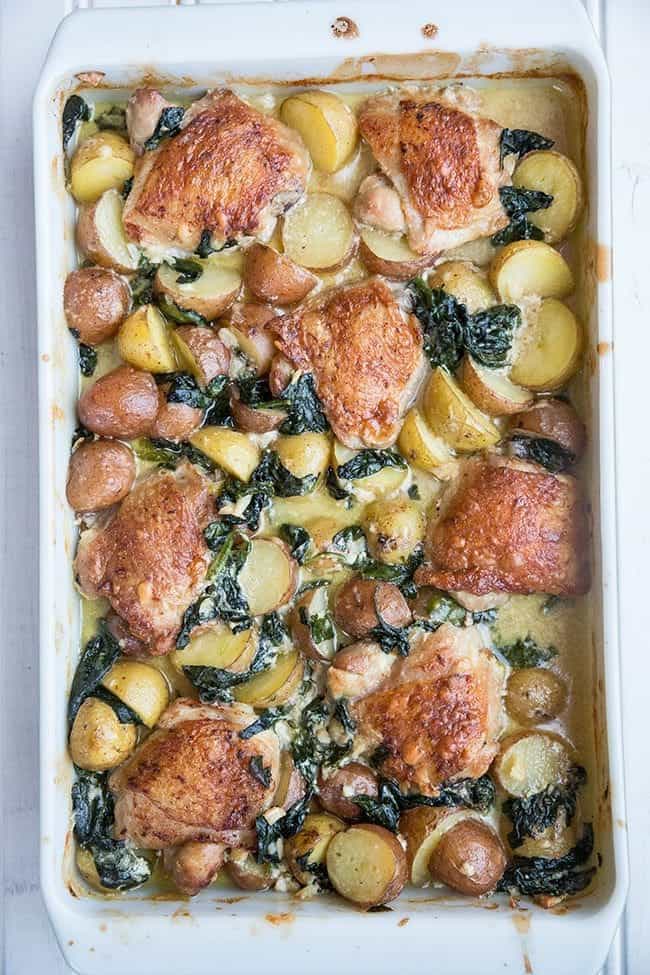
1,0,647,971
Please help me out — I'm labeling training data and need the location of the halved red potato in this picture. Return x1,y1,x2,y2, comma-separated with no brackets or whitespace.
282,193,357,272
154,259,242,320
326,824,407,909
285,813,346,885
459,355,533,416
244,243,317,305
233,649,303,708
238,538,298,616
76,189,139,273
358,226,434,280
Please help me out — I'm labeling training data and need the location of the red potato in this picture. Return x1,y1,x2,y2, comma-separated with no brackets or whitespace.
428,819,507,896
318,763,379,821
226,302,278,375
244,243,317,305
512,398,587,458
326,823,407,909
269,354,293,396
66,439,135,512
172,325,231,386
150,386,203,442
333,577,412,638
64,267,130,346
78,364,159,439
229,385,285,434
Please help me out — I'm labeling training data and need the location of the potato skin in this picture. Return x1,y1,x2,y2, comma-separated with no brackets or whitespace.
363,498,425,565
506,667,567,725
173,325,230,386
358,237,432,280
225,851,272,891
285,813,346,885
230,385,285,434
226,302,277,374
75,195,138,274
64,268,130,346
150,386,203,442
334,577,412,638
318,762,378,821
164,842,225,896
69,697,136,771
269,354,293,395
78,364,159,439
244,243,317,305
67,439,135,512
326,823,407,909
428,819,507,896
512,398,586,458
290,587,334,662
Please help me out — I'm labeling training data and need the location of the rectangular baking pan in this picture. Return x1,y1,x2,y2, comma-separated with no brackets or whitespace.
33,2,627,972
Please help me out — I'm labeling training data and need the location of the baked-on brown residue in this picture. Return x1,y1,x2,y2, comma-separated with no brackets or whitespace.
265,912,295,926
270,278,423,448
597,341,612,356
596,243,611,282
331,16,359,38
398,916,410,927
421,23,439,39
416,458,591,596
123,89,310,251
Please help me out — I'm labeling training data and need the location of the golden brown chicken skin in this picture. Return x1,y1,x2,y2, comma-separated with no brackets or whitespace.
269,278,424,448
327,624,504,794
74,463,213,655
357,88,513,254
123,89,311,252
415,457,591,596
110,699,280,852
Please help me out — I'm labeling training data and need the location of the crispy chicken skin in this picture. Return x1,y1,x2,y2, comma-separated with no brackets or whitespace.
75,463,213,655
110,699,280,852
327,625,505,794
357,87,514,254
269,278,425,448
123,89,311,252
415,457,591,596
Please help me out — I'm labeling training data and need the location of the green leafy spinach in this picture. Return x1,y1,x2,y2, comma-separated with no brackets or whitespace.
497,634,557,668
499,128,554,165
143,106,186,151
62,94,90,151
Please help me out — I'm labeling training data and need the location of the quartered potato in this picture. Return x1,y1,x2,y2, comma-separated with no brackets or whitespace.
244,243,317,305
513,150,583,243
280,90,358,173
117,304,177,373
234,649,303,707
172,325,231,387
101,660,170,728
510,298,582,390
333,441,408,498
397,408,454,471
189,427,261,481
171,625,256,676
226,303,277,375
512,398,586,458
282,193,356,271
326,824,407,909
429,260,496,313
494,731,574,798
230,387,286,435
358,227,434,280
70,131,134,203
362,498,425,565
238,538,298,616
76,189,139,273
422,368,500,451
459,355,533,416
490,240,574,302
275,433,331,481
154,260,242,320
285,813,346,885
69,697,137,771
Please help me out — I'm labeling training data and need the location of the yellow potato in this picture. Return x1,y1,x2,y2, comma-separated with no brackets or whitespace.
332,440,408,498
280,90,358,173
397,408,454,470
238,538,298,615
101,660,170,728
76,847,106,891
76,189,139,273
459,355,533,415
510,298,582,391
275,433,331,481
362,498,425,564
358,227,434,280
189,428,261,481
282,193,356,271
400,806,475,886
422,368,500,451
326,824,407,909
490,240,574,302
234,649,303,707
69,697,136,771
513,150,583,244
117,304,177,373
494,732,574,798
285,813,346,885
154,260,241,320
429,260,496,313
171,625,256,674
70,131,134,203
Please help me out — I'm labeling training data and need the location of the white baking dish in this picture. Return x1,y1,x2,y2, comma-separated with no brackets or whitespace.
33,1,627,972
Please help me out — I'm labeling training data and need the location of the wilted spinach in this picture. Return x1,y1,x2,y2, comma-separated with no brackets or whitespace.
497,824,595,898
408,277,520,369
291,697,351,789
499,127,554,165
360,545,424,600
333,697,357,735
144,105,186,150
156,293,208,327
509,434,575,473
131,436,216,473
352,775,496,831
496,634,557,668
130,256,158,307
249,755,273,788
278,373,329,435
369,600,411,657
72,769,151,889
255,791,313,864
337,449,407,482
68,622,121,725
423,590,498,629
325,465,352,502
239,706,289,740
492,185,553,246
279,524,311,564
62,94,90,151
95,105,127,134
251,449,317,498
195,231,236,258
78,343,97,377
503,766,587,849
166,257,203,285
